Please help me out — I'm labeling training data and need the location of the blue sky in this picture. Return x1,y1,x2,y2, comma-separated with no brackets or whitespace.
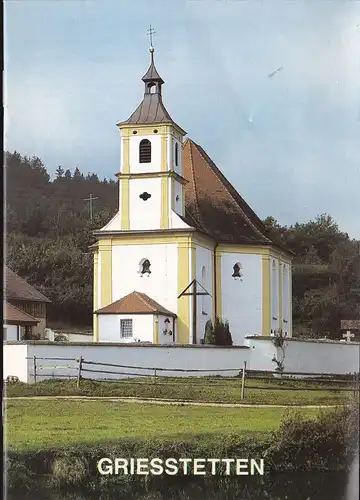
4,0,360,238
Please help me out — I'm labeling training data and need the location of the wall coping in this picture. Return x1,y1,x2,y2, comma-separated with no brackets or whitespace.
3,341,250,349
245,335,360,346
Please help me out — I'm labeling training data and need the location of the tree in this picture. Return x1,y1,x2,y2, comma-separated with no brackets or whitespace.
55,166,64,179
204,319,215,344
204,317,233,345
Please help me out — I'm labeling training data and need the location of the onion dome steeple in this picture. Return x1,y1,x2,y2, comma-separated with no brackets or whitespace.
118,28,178,127
141,46,164,95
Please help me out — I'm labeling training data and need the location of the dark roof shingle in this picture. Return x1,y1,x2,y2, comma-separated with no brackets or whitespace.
182,139,275,245
4,302,39,325
5,267,51,303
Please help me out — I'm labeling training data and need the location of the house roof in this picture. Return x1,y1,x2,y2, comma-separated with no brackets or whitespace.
341,320,360,331
96,291,176,317
4,302,39,326
4,267,51,303
182,139,281,246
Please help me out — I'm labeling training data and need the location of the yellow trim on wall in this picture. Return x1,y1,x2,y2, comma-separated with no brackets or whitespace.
116,171,187,183
120,178,130,229
109,234,195,246
99,243,112,308
193,233,215,250
215,252,222,319
122,137,130,174
153,313,159,344
278,262,283,332
289,264,293,336
160,176,169,229
177,240,191,343
160,134,168,171
118,123,187,138
171,178,175,210
218,245,270,255
218,243,292,262
93,314,99,342
93,252,99,341
262,255,271,336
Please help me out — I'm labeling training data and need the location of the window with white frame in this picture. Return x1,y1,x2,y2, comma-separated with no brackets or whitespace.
120,319,133,339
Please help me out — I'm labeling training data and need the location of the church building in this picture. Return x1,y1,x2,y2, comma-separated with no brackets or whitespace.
91,45,293,345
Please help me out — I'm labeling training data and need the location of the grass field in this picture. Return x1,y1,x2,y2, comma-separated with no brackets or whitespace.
5,377,354,406
5,399,324,451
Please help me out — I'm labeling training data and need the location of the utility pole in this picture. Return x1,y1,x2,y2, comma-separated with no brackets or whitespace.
83,194,98,221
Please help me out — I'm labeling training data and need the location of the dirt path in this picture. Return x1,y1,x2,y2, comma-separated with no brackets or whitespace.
4,395,340,408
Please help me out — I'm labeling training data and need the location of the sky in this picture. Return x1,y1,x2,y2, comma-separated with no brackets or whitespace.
4,0,360,238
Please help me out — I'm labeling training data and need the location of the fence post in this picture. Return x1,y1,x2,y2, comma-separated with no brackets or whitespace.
77,356,83,389
353,372,357,400
154,368,157,384
241,361,247,400
33,355,37,384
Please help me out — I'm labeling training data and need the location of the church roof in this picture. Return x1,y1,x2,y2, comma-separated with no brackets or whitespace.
182,139,277,246
5,267,51,303
4,301,39,326
120,93,174,126
95,291,176,317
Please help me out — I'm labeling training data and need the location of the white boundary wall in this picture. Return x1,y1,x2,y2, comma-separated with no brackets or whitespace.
3,337,360,383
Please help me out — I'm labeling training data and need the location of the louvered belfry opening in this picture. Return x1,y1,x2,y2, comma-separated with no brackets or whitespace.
139,139,152,163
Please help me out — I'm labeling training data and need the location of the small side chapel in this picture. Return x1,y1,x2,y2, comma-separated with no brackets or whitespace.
91,44,293,346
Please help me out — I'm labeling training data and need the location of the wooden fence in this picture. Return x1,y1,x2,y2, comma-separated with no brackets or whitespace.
27,356,360,400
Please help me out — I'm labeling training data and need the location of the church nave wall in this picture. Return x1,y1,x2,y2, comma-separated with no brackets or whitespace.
220,253,262,345
111,242,178,314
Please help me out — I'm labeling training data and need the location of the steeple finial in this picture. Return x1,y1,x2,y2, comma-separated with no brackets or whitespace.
146,25,156,53
142,25,164,92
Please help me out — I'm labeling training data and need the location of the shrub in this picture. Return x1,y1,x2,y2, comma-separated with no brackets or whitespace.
264,405,359,471
52,455,90,487
204,320,215,344
203,317,233,346
6,458,35,490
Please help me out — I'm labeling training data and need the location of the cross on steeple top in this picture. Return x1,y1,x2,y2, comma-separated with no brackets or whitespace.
146,25,156,51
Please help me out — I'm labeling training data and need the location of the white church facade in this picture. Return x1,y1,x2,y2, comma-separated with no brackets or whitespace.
91,46,293,346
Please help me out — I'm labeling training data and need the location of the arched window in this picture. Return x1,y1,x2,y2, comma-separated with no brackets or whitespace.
139,258,151,276
175,143,179,167
201,266,207,314
272,260,278,319
232,262,243,280
139,139,151,163
147,83,156,94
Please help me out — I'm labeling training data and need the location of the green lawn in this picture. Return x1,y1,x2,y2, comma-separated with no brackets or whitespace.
5,399,323,451
5,377,353,406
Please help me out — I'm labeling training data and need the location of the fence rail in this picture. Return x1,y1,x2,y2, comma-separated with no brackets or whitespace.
25,356,360,400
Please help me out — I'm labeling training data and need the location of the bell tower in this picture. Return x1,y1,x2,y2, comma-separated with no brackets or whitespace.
115,37,188,232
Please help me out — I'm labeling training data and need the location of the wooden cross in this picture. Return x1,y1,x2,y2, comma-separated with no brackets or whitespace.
178,279,211,344
343,330,355,342
147,25,156,48
83,193,98,221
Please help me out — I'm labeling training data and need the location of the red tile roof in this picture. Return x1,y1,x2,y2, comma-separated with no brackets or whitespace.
182,139,282,246
96,291,176,317
4,302,39,326
4,267,51,303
